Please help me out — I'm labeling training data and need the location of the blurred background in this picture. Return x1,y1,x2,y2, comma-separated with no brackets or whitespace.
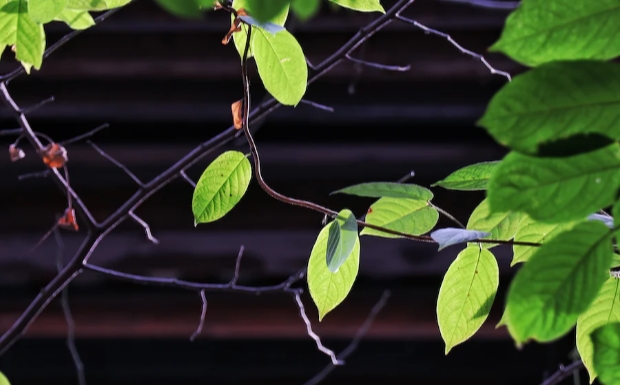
0,0,579,384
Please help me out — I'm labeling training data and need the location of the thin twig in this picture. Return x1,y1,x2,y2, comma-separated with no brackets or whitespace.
128,211,159,244
396,15,512,81
300,99,334,113
18,170,50,181
87,140,144,187
437,0,520,10
540,361,584,385
396,171,415,183
21,96,55,115
432,203,466,229
189,290,207,342
346,54,410,72
61,124,109,146
230,245,245,287
179,170,197,188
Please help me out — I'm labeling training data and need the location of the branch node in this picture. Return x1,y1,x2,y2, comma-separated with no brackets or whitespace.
129,211,159,244
87,140,144,187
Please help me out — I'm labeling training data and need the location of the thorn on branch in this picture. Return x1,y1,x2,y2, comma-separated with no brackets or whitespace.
129,211,159,244
345,54,411,72
20,96,55,115
61,124,109,146
300,99,334,113
179,170,197,188
189,290,207,342
87,140,144,187
396,15,512,81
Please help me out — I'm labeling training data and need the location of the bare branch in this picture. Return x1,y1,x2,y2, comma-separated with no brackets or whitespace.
230,245,245,287
431,203,466,229
300,99,335,113
87,140,144,187
21,96,55,115
437,0,520,10
0,128,22,136
18,170,50,181
128,211,159,244
189,290,207,342
346,54,411,72
61,124,109,146
179,170,197,188
396,171,415,183
396,15,512,81
540,361,584,385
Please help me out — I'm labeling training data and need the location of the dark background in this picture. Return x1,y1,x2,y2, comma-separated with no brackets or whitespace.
0,1,580,384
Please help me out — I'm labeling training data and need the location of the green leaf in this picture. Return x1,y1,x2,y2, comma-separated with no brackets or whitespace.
504,221,613,344
489,0,620,67
589,214,614,229
0,0,46,71
54,8,94,29
239,0,290,22
253,28,307,106
467,198,524,249
326,209,359,273
512,216,578,265
478,61,620,154
66,0,131,10
329,0,384,13
430,228,491,251
592,323,620,385
488,144,620,223
291,0,320,20
232,0,289,58
331,182,433,200
432,161,499,191
154,0,203,19
437,246,498,354
361,197,438,238
613,200,620,228
577,277,620,383
0,372,10,385
29,0,68,23
192,150,252,224
308,223,360,321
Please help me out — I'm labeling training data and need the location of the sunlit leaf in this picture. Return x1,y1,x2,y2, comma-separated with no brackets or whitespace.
489,0,620,67
577,277,620,383
430,228,490,251
66,0,131,10
512,216,578,265
54,8,94,29
154,0,203,19
432,161,499,191
505,221,613,344
592,323,620,385
488,144,620,223
478,61,620,154
0,372,10,385
331,182,433,200
308,223,360,321
0,0,46,71
192,150,252,224
238,0,290,22
326,209,359,273
437,246,498,354
329,0,384,13
291,0,320,20
361,197,438,238
29,0,68,23
467,198,524,249
252,28,307,106
232,0,289,58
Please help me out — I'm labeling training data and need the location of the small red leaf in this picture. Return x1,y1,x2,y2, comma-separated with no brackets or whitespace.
9,144,25,162
58,208,79,232
40,143,68,169
231,99,243,129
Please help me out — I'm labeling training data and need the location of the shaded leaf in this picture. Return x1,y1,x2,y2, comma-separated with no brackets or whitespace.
238,0,290,22
577,277,620,383
592,323,620,385
29,0,68,23
613,200,620,228
154,0,203,19
329,0,384,13
489,0,620,67
308,223,360,321
505,221,613,344
232,0,288,58
589,214,614,229
326,209,358,273
361,197,438,238
192,150,252,224
66,0,131,10
488,144,620,223
54,8,95,29
430,228,490,251
512,216,578,265
253,28,307,106
467,198,524,249
432,161,499,191
291,0,320,20
331,182,433,200
478,61,620,154
437,246,498,354
0,0,46,70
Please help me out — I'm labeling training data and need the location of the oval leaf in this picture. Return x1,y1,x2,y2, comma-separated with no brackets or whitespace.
430,228,491,251
253,28,307,106
432,161,499,191
361,197,439,238
512,216,578,265
467,198,524,249
29,0,68,23
489,0,620,67
488,144,620,223
505,221,613,344
331,182,433,200
192,150,252,224
308,223,360,321
54,8,95,29
232,0,289,58
592,323,620,385
437,246,499,354
326,209,359,273
577,277,620,383
0,0,46,71
329,0,384,13
478,61,620,154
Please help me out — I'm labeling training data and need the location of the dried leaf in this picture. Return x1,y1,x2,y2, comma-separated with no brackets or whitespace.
231,99,243,129
40,143,68,168
58,208,78,231
9,144,25,162
221,8,248,45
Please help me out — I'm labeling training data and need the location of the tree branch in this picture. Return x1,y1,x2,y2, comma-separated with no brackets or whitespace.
540,361,584,385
